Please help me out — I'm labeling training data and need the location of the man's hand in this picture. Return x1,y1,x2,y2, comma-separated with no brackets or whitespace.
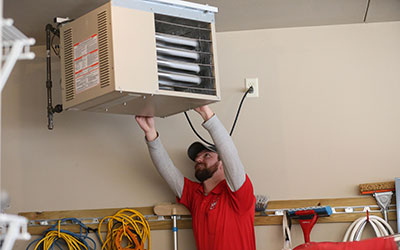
135,116,158,141
194,105,214,121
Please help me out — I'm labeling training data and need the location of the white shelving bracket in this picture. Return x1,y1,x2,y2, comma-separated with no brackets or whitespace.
0,8,35,250
1,18,35,92
0,213,31,250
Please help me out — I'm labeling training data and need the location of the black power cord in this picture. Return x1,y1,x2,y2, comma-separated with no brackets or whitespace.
184,111,215,146
51,33,60,57
230,86,253,136
184,86,254,146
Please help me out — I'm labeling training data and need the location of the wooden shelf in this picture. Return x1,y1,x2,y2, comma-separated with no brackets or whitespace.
19,196,396,235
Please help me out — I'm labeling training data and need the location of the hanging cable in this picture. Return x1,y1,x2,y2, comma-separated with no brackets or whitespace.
184,86,254,145
26,218,96,250
363,0,371,22
229,86,253,136
51,32,60,58
343,214,394,242
98,209,151,250
184,111,214,146
282,211,292,250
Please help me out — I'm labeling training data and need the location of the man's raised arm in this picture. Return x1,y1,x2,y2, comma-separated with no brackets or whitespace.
135,116,185,198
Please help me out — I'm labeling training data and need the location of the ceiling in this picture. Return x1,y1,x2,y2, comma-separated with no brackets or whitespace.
4,0,400,46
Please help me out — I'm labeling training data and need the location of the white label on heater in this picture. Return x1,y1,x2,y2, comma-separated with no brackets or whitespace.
73,34,100,93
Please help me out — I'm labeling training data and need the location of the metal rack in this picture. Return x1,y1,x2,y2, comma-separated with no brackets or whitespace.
0,8,35,250
0,214,31,250
0,18,35,91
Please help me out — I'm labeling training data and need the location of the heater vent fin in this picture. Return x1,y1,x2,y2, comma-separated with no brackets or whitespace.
155,14,216,96
63,28,75,101
97,10,110,88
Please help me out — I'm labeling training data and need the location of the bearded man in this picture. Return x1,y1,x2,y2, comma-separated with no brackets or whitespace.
136,105,255,250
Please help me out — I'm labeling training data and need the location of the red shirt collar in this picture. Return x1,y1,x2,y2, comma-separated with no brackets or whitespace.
197,179,226,195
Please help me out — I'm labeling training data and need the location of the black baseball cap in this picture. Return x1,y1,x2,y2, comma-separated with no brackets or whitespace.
187,142,216,161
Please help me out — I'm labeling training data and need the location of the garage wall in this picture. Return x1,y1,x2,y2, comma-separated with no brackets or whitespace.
2,21,400,249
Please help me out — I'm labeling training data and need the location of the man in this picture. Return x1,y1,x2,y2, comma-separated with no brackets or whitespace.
136,105,255,250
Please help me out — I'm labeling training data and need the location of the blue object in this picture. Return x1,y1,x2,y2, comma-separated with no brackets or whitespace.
288,206,332,219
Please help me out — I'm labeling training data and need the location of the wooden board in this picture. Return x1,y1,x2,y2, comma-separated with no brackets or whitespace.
20,206,155,221
19,196,396,235
255,212,397,226
255,196,396,225
266,196,391,208
24,219,194,235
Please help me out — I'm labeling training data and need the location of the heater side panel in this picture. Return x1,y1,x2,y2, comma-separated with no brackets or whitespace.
60,3,115,110
111,6,158,94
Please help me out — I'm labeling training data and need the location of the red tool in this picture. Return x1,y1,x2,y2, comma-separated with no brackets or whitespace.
288,206,332,243
295,210,319,243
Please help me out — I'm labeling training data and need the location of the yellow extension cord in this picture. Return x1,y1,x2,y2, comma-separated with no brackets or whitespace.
33,220,88,250
98,209,151,250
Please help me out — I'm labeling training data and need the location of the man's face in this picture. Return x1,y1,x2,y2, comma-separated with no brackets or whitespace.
194,150,219,182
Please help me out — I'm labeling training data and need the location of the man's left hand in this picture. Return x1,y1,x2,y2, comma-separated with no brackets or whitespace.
194,105,214,121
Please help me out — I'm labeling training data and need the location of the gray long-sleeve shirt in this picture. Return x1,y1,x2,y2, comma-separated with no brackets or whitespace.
146,115,246,198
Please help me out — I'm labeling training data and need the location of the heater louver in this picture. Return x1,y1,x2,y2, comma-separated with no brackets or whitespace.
154,14,216,96
63,28,74,101
97,11,111,88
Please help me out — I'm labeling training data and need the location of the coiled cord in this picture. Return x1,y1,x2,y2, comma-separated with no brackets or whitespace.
26,218,96,250
98,209,151,250
343,215,394,242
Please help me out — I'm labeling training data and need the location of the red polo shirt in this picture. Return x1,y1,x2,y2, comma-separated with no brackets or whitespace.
178,175,256,250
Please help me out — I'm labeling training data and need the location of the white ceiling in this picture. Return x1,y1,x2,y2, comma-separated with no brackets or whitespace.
4,0,400,46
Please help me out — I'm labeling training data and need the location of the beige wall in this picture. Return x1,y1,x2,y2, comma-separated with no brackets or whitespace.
2,21,400,250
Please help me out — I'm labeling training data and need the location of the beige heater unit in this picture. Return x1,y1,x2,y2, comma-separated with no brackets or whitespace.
59,0,220,117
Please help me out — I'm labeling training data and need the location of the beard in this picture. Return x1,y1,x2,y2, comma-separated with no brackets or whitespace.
195,161,219,182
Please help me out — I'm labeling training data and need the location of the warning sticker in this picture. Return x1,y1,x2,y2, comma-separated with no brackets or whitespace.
73,34,100,93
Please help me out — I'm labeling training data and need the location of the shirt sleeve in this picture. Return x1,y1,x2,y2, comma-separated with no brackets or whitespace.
227,175,255,214
203,115,246,192
146,136,185,198
176,177,200,211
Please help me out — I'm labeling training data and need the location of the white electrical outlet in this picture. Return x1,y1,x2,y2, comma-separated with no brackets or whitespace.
245,78,259,97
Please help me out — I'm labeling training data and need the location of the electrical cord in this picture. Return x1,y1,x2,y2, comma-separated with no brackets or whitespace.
229,86,253,136
184,111,214,147
50,18,76,58
51,33,60,57
282,211,292,250
26,218,96,250
184,86,254,146
98,209,151,250
343,214,394,242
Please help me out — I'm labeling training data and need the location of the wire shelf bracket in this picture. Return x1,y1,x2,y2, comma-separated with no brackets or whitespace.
0,213,31,250
0,15,34,250
1,18,35,92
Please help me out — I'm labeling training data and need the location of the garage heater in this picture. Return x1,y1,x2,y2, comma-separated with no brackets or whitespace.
59,0,219,117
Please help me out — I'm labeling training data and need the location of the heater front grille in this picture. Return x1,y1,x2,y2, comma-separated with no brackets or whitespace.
97,10,110,88
154,14,216,96
63,28,75,101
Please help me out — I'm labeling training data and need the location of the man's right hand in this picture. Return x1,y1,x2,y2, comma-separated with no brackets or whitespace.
135,116,158,141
